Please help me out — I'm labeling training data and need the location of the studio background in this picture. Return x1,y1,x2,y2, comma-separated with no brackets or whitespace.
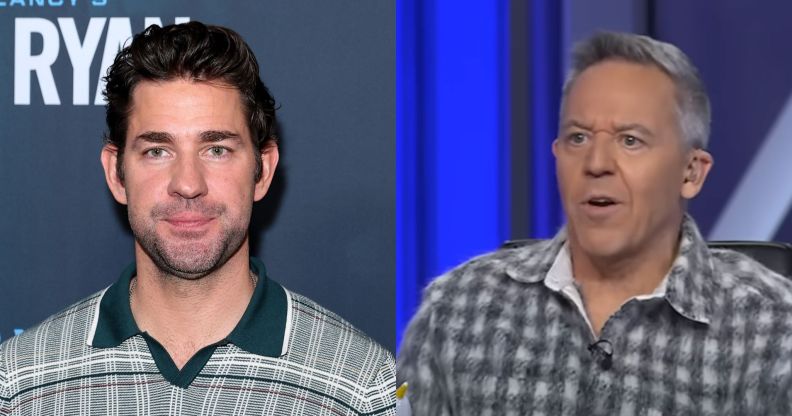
0,0,395,351
397,0,792,348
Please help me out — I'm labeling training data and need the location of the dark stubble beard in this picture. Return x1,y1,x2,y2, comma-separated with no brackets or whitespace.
129,198,250,280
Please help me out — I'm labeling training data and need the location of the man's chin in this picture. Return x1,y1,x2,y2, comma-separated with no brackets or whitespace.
133,224,249,279
154,255,222,279
571,230,632,260
145,241,229,280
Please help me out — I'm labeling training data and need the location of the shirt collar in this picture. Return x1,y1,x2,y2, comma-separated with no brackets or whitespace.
545,242,575,292
662,215,714,324
503,233,566,284
87,257,291,357
546,242,668,298
503,214,714,325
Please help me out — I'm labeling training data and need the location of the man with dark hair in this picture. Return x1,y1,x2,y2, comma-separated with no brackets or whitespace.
397,32,792,415
0,22,395,415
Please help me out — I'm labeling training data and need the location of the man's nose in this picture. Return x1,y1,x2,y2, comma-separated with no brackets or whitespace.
583,137,616,177
167,154,208,199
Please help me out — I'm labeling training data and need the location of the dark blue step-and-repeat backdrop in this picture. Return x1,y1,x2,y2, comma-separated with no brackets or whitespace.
0,1,395,351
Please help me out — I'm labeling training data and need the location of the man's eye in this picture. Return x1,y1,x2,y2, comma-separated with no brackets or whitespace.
209,146,229,157
622,135,642,147
568,133,586,144
145,148,167,158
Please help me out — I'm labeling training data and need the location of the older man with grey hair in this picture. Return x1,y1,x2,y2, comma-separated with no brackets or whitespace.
397,31,792,415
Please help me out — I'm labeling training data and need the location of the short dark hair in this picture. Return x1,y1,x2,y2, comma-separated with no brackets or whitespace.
103,21,277,181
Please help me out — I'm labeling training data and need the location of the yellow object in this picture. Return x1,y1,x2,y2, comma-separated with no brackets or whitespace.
395,382,408,399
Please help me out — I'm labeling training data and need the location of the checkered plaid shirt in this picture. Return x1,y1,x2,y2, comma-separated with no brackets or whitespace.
0,259,395,415
397,216,792,415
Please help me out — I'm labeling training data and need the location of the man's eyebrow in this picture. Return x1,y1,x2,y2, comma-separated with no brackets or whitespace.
613,123,654,137
200,130,242,143
560,120,654,137
561,120,593,131
133,131,174,144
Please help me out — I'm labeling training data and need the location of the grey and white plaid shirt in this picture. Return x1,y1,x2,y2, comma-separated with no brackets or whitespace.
397,216,792,415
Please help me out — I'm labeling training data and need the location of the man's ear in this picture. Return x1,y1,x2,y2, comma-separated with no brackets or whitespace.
552,138,560,158
100,144,128,205
681,149,713,199
254,144,280,201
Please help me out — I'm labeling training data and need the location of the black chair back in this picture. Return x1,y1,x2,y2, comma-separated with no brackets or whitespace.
708,241,792,277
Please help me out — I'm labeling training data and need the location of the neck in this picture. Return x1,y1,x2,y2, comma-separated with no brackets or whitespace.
129,242,255,368
568,220,682,336
572,243,676,294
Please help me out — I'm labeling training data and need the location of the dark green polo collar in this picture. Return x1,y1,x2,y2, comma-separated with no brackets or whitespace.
89,258,289,387
228,258,289,357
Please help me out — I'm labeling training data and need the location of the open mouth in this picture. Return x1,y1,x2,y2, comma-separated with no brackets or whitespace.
587,197,616,207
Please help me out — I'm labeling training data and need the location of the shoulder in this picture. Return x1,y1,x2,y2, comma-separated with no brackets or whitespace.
707,248,792,392
0,289,105,393
709,248,792,308
397,241,556,365
284,289,394,384
422,240,555,307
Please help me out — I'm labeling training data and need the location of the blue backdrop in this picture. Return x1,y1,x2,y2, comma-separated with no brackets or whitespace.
0,1,395,351
396,0,792,349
